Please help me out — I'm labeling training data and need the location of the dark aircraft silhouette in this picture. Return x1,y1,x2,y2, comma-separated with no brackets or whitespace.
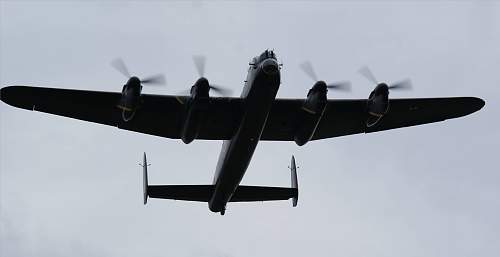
0,50,485,215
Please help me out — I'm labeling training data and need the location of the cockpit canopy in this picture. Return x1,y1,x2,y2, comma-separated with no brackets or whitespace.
252,50,277,65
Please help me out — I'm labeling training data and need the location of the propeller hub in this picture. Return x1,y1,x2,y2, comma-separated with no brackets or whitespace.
375,83,390,95
378,82,389,88
194,77,210,89
128,76,141,85
313,81,327,90
197,77,209,83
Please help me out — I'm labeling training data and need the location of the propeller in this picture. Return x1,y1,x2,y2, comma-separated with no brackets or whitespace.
111,58,166,86
187,55,232,96
300,61,351,91
358,66,412,90
193,55,206,78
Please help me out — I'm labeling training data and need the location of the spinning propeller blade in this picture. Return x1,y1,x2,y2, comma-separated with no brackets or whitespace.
189,55,232,96
389,79,412,90
326,81,352,91
300,61,318,82
111,58,131,78
111,58,166,86
141,74,166,85
359,66,412,91
209,84,233,96
300,61,351,92
193,55,206,77
358,66,378,84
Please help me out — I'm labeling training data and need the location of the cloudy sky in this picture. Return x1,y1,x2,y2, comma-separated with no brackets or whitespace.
0,1,499,257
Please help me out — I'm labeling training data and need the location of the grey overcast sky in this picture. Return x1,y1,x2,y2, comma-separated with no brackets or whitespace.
0,1,498,257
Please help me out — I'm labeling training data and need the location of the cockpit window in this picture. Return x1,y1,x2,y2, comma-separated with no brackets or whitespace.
256,50,277,63
268,50,276,59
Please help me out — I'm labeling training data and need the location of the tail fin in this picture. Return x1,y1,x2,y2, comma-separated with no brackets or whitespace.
140,152,149,205
290,155,299,207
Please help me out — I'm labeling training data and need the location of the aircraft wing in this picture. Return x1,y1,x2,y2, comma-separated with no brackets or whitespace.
0,85,241,140
0,86,484,141
262,97,485,141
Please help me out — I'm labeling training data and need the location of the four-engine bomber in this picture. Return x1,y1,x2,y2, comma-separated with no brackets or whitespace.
0,50,485,215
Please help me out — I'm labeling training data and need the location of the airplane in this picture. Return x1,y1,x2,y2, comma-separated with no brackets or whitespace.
0,50,485,215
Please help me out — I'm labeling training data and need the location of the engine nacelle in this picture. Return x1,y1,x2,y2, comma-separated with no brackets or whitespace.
366,83,390,127
181,78,210,144
117,77,142,122
294,82,328,146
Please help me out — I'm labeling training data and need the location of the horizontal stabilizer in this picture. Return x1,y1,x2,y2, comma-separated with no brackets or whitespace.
148,185,213,202
229,186,297,202
147,185,297,203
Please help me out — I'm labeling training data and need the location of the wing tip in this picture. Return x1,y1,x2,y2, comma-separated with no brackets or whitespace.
0,86,12,103
474,97,485,110
1,85,32,109
463,97,485,116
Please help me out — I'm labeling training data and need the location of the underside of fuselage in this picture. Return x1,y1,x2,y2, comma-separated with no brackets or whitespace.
208,50,281,213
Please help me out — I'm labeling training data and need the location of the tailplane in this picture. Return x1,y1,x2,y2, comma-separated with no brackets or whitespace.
140,154,299,211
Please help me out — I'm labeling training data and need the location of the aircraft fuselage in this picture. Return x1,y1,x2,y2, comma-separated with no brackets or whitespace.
208,51,280,213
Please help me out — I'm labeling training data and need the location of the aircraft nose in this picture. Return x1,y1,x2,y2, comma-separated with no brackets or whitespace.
261,59,279,75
